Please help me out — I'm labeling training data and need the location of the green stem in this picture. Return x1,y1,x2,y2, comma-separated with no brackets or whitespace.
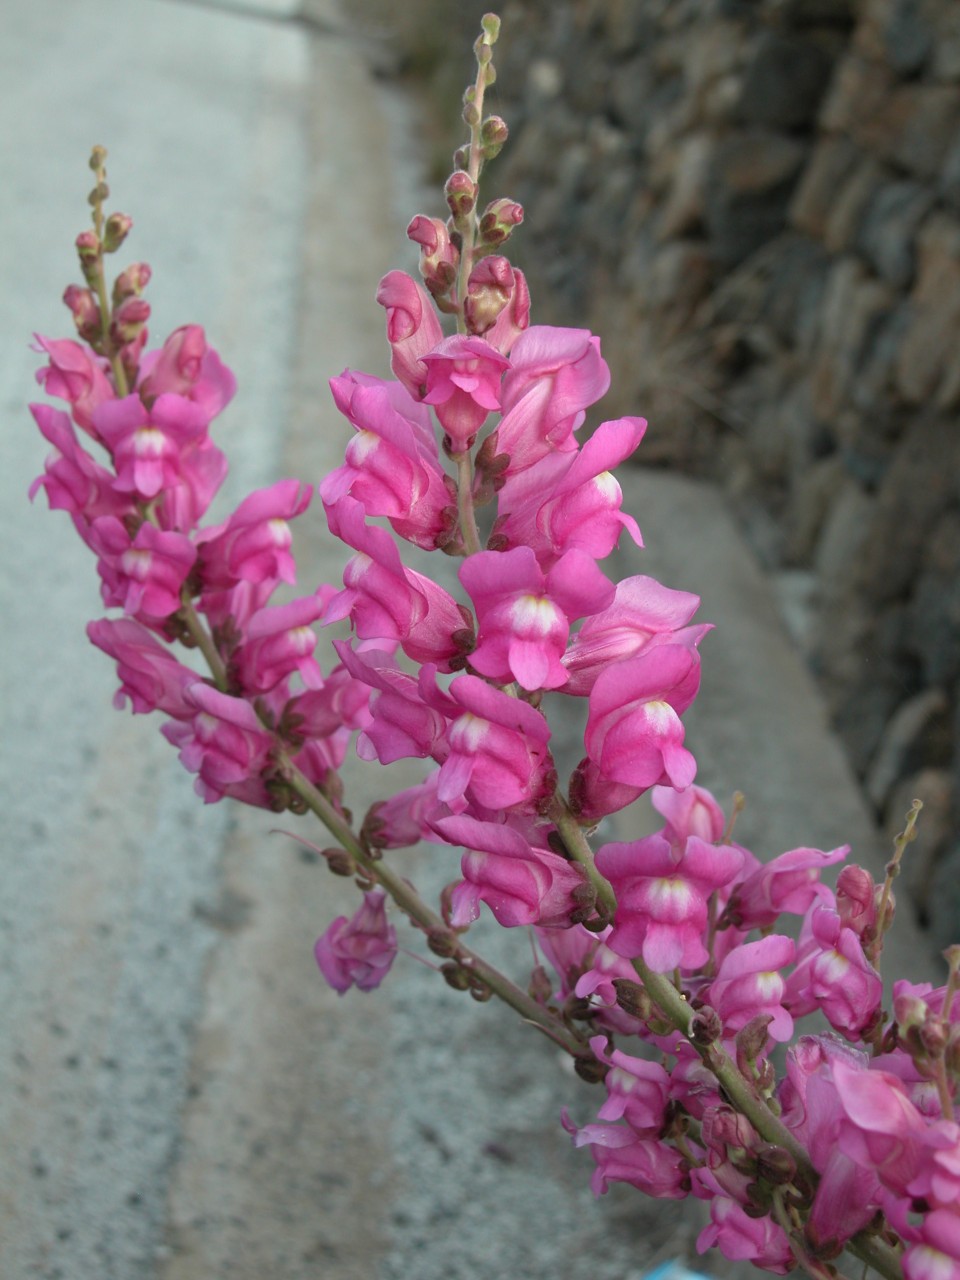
178,594,228,691
283,763,589,1060
455,452,482,555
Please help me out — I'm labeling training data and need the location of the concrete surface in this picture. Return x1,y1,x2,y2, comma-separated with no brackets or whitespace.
0,2,941,1279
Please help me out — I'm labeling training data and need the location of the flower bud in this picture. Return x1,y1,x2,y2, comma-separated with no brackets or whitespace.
111,262,152,304
478,198,524,247
480,12,500,43
406,214,459,297
480,115,509,161
920,1017,948,1057
63,284,101,343
110,296,150,345
324,848,356,877
89,144,108,172
102,212,133,253
445,170,477,223
76,230,102,284
441,962,471,991
464,255,514,335
612,978,654,1022
756,1143,797,1187
528,964,553,1004
426,928,458,958
574,1054,608,1084
690,1005,723,1046
736,1014,773,1066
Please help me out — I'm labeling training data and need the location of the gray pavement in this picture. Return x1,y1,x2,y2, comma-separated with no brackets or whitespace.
0,3,941,1279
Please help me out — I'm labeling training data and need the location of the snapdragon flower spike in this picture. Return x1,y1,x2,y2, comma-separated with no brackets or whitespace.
322,372,457,551
33,334,115,436
563,576,707,696
87,616,197,717
314,889,397,995
595,831,744,972
420,334,510,453
490,416,645,568
459,545,614,691
375,271,444,398
494,326,610,473
434,813,587,928
583,643,701,792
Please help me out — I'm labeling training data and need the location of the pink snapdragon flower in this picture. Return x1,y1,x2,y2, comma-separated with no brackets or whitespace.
588,1035,672,1135
421,334,510,452
362,775,450,850
324,497,472,670
137,324,236,419
491,416,645,568
459,545,614,691
434,814,587,928
695,1191,794,1274
784,906,883,1040
831,1058,931,1195
323,371,456,550
561,1111,689,1199
903,1210,960,1280
314,890,397,995
563,576,707,696
595,831,744,972
197,479,311,591
335,645,450,767
376,270,445,398
29,403,134,525
583,643,701,792
33,334,115,435
231,590,330,694
706,935,796,1042
90,517,196,622
651,783,727,844
495,326,609,472
162,682,276,805
87,617,197,718
723,844,847,931
92,392,211,501
432,672,554,813
466,257,530,353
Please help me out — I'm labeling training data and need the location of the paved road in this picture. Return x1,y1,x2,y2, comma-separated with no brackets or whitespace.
0,3,939,1279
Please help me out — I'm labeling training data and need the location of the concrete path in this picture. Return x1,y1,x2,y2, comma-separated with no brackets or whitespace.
0,3,939,1279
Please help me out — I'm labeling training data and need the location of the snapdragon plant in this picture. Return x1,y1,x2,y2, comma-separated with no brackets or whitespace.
30,17,960,1280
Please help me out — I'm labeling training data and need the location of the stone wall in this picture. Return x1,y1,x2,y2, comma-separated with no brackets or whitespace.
492,0,960,944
